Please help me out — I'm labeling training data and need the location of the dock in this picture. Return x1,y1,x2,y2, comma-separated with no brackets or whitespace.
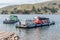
0,32,19,40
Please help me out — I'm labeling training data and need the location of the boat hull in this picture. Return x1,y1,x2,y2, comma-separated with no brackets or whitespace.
3,20,19,24
16,22,55,29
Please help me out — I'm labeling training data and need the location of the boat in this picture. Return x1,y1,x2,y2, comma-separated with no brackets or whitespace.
3,15,19,24
16,17,55,29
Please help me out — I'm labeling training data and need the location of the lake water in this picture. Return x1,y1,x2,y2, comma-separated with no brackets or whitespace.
0,14,60,40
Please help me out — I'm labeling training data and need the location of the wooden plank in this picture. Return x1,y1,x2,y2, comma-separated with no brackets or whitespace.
0,32,19,40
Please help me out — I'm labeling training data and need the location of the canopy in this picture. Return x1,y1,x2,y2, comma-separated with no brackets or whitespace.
10,15,18,21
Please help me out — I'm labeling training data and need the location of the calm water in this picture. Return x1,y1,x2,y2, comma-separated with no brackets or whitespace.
0,14,60,40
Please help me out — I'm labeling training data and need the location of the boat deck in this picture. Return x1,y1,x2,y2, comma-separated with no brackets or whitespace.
16,22,55,29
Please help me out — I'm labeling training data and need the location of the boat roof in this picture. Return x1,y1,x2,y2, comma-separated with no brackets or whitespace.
40,18,49,20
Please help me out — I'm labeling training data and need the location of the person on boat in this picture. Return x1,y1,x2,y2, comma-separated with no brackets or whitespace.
33,16,43,24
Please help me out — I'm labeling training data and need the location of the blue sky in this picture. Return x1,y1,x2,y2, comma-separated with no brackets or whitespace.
0,0,51,8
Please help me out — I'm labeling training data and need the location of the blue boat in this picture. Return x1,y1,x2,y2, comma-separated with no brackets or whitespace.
16,17,55,29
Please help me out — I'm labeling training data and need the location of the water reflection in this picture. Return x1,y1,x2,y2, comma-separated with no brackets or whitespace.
17,26,50,40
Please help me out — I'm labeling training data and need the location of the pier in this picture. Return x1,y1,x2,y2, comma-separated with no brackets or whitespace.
0,32,19,40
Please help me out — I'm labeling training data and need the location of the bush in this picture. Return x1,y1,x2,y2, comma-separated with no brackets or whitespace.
1,10,8,14
32,6,37,13
23,10,30,14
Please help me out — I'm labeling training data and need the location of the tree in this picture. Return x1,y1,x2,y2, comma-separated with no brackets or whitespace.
32,6,37,13
50,8,57,13
23,10,30,14
11,11,15,14
52,3,56,5
37,8,41,12
14,8,17,11
1,10,8,14
16,10,23,14
13,7,17,14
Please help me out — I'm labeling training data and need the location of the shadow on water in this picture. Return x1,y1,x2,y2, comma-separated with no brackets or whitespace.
16,26,50,35
16,26,50,32
40,26,50,31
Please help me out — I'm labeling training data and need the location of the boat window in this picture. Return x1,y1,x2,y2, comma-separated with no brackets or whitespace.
40,18,49,20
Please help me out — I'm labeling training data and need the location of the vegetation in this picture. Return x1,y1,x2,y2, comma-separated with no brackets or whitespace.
0,1,60,14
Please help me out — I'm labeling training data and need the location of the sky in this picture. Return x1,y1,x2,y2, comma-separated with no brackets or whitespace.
0,0,51,8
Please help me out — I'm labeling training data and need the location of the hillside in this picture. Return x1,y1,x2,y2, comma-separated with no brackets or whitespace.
0,1,60,14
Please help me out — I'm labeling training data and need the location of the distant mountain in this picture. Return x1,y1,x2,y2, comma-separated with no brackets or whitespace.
0,1,60,14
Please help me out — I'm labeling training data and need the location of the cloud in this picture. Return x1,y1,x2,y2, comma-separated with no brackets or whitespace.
0,0,51,4
0,0,51,8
